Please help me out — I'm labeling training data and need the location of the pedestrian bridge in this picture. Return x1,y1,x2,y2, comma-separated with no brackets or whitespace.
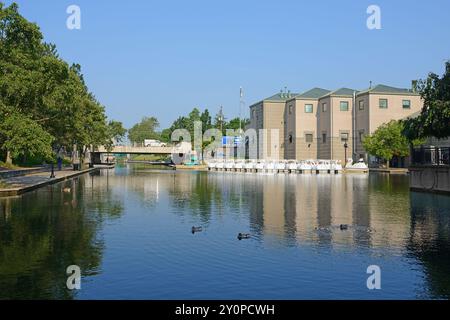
95,146,175,155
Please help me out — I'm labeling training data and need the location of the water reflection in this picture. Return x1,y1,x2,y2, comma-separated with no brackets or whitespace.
0,172,124,299
0,166,449,299
166,172,412,249
408,193,450,299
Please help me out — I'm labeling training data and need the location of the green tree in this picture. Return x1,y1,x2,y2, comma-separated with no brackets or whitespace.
108,120,127,144
200,109,212,131
225,117,250,131
363,120,423,168
403,61,450,140
128,117,160,144
0,3,113,166
0,112,54,164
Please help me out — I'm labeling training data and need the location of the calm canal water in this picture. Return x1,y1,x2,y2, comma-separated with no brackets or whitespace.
1,164,450,299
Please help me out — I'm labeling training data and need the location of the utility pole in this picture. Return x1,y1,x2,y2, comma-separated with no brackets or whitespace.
239,87,244,132
219,105,224,134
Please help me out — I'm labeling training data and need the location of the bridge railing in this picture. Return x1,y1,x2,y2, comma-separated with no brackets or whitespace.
95,145,185,154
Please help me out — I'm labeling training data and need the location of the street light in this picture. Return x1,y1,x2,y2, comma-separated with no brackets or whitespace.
344,142,348,165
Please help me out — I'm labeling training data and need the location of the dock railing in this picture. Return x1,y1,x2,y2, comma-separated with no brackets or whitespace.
411,146,450,166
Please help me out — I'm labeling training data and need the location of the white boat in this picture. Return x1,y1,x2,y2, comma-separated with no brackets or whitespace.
225,160,235,170
299,160,313,173
234,159,245,170
334,160,343,173
316,160,329,173
275,160,286,171
345,158,369,173
255,160,265,171
244,159,256,171
287,160,298,172
207,160,216,170
265,161,276,172
216,160,225,170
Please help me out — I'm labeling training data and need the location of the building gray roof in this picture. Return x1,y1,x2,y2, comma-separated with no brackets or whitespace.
264,92,298,101
321,87,357,98
250,91,299,107
357,84,418,96
296,87,331,99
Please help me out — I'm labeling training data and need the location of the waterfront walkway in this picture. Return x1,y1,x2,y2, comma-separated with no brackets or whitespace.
0,168,98,197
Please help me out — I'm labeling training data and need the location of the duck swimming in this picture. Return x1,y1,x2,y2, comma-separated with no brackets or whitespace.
237,233,251,240
191,226,203,234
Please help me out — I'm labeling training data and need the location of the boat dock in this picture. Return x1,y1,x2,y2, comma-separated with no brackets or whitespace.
206,159,366,175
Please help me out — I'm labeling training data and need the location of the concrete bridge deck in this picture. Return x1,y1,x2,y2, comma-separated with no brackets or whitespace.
95,146,175,154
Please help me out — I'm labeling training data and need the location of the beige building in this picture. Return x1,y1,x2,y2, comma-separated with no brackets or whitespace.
249,91,297,159
285,88,330,160
317,88,356,164
248,83,423,165
354,84,423,165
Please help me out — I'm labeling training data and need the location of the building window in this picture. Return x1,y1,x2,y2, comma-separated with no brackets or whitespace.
288,105,293,114
402,100,411,109
359,100,364,110
322,133,327,143
379,98,388,109
305,134,313,143
252,109,256,118
304,104,313,113
359,130,365,143
340,101,349,111
322,103,327,112
340,132,349,142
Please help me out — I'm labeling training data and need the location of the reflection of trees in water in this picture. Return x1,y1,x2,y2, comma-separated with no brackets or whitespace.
84,172,125,220
168,172,245,225
408,193,450,299
0,175,124,299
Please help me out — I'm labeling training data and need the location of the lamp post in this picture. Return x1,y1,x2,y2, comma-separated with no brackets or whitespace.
344,142,348,165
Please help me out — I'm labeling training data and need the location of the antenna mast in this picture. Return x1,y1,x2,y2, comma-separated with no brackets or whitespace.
239,87,244,132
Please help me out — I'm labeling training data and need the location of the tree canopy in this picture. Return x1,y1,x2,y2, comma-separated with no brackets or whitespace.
128,117,160,144
363,120,423,167
162,107,249,142
108,120,127,144
403,61,450,140
0,2,117,164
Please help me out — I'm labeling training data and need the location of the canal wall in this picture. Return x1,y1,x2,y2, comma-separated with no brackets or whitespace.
0,167,47,179
0,168,99,197
409,166,450,195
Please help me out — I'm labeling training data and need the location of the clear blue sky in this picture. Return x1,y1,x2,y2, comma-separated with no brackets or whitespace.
4,0,450,129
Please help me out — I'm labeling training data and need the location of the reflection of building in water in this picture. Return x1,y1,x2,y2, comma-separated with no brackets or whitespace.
366,174,411,249
262,175,285,237
291,175,318,241
245,173,415,250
